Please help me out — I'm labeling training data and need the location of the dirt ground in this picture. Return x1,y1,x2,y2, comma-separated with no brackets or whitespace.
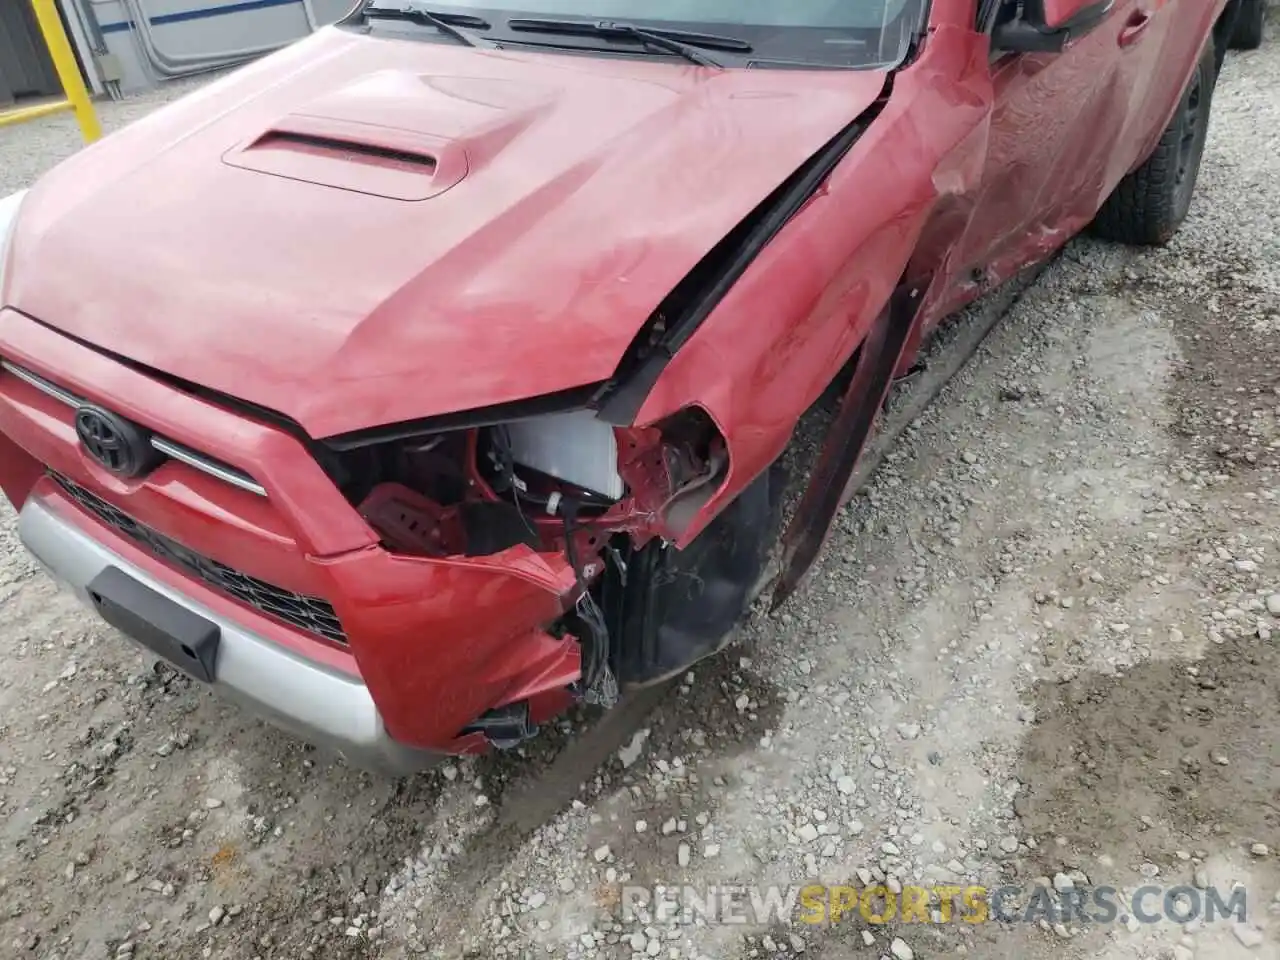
1,21,1279,960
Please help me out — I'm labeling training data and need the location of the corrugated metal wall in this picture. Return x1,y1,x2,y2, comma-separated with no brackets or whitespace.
0,1,62,104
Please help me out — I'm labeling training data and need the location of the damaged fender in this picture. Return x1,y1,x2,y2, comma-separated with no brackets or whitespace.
613,24,998,596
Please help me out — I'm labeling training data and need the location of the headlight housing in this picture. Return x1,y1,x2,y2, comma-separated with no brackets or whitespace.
497,411,624,501
0,189,30,306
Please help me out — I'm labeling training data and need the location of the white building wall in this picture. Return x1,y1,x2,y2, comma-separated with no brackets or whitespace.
312,0,354,23
77,0,355,93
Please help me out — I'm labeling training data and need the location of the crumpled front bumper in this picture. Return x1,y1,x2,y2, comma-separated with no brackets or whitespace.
0,306,586,764
19,495,438,774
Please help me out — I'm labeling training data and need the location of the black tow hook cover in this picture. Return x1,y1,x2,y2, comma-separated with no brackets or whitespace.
463,701,538,750
88,566,220,683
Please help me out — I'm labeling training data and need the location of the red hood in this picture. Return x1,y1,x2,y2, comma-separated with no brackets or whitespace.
8,28,886,438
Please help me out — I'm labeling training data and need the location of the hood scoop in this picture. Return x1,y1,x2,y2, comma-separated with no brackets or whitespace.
223,113,468,201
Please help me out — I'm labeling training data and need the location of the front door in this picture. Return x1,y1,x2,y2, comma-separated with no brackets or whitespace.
1105,0,1228,190
944,0,1144,301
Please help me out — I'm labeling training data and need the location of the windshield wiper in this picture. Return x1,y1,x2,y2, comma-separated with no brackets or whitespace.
506,18,752,67
362,2,498,48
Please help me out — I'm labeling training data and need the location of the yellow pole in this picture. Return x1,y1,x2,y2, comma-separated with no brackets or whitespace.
0,100,75,128
29,0,101,143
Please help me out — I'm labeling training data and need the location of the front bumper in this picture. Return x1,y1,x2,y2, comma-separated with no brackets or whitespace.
0,309,585,755
19,496,437,774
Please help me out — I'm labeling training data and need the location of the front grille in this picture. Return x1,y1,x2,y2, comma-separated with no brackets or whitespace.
50,473,347,645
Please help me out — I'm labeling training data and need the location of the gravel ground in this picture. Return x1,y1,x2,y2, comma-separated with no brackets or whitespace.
1,23,1279,960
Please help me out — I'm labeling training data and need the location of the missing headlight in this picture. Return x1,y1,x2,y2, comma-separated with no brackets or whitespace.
492,411,625,501
325,400,725,562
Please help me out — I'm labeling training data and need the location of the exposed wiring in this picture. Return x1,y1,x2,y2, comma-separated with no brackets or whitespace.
509,487,541,541
483,426,619,705
562,499,617,709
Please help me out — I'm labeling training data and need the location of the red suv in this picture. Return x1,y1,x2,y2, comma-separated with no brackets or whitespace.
0,0,1246,770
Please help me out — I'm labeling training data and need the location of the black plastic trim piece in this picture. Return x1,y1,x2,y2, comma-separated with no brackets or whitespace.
254,131,438,169
19,311,603,466
88,566,221,683
595,78,891,426
320,382,604,451
21,313,313,443
461,701,539,749
1030,0,1114,33
771,282,922,607
993,0,1114,52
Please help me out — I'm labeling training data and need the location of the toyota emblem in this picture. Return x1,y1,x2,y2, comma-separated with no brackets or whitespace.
74,405,154,478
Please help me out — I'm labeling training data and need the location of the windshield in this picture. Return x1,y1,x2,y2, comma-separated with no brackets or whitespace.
353,1,929,69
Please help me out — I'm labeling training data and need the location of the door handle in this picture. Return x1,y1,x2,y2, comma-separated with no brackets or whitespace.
1119,9,1154,47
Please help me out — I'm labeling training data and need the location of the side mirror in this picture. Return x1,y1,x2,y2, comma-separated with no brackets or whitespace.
994,0,1114,53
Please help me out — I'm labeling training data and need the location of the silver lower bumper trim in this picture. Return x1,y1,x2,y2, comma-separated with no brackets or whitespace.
17,497,436,774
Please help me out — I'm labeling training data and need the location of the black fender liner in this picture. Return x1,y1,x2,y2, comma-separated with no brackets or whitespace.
601,460,785,686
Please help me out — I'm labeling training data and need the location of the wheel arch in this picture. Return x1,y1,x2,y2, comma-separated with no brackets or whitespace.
606,24,999,553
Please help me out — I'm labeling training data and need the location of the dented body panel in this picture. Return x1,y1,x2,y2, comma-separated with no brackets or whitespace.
0,0,1231,762
5,30,887,440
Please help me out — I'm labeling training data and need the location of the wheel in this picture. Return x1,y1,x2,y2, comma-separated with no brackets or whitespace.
1231,0,1267,50
1091,41,1216,246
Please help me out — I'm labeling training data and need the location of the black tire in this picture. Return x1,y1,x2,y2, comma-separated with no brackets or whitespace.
1232,0,1267,50
1091,41,1216,246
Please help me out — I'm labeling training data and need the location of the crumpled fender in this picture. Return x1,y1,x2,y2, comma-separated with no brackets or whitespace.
627,23,998,549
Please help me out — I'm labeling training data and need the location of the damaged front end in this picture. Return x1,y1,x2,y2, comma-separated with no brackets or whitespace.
320,398,778,744
319,86,907,747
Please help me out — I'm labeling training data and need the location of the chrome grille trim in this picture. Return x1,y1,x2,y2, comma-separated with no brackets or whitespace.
0,359,80,407
149,437,267,497
1,359,267,497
